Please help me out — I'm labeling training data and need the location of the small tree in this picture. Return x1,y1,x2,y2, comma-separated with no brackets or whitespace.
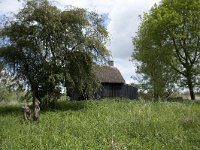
0,0,109,110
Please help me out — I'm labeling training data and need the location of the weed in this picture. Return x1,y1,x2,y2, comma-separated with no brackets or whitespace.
0,99,200,149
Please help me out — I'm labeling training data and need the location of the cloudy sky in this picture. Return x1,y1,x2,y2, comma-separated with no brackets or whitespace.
0,0,161,83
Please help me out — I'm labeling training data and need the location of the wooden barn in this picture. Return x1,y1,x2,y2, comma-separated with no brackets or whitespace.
68,61,138,100
93,61,138,99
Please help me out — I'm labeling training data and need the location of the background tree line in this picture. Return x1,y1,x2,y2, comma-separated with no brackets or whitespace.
132,0,200,100
0,0,109,108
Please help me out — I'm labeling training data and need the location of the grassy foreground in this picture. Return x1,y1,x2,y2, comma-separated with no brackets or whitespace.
0,99,200,150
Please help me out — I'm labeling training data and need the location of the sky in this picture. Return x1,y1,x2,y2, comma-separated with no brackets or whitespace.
0,0,161,84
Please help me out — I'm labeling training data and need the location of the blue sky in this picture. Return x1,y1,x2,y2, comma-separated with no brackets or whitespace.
0,0,161,84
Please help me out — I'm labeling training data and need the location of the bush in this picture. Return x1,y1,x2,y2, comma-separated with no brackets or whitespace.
0,86,10,102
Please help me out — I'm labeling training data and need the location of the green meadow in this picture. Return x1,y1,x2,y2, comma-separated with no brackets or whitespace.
1,99,200,150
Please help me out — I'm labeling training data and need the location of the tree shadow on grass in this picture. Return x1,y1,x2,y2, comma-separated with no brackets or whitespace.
42,101,88,112
165,99,200,105
0,101,88,116
0,105,21,116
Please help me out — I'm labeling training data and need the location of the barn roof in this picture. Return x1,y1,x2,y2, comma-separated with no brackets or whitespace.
93,65,125,84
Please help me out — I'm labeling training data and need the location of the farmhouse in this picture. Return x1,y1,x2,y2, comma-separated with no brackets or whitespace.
68,61,138,100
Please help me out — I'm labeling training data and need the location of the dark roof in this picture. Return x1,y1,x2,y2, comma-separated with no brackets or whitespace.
93,65,125,84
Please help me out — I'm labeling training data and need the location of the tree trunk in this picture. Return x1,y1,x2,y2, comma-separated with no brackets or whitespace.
27,74,37,106
23,63,38,105
153,92,159,100
32,88,36,106
187,77,195,100
153,79,160,100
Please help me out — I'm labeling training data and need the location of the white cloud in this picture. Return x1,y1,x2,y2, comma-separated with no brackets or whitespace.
55,0,114,14
0,0,22,16
114,58,136,84
108,0,152,59
107,0,160,83
0,0,161,84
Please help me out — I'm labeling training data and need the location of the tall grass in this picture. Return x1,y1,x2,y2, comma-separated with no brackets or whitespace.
0,99,200,149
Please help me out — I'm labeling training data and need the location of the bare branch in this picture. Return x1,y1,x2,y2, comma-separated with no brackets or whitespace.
192,36,200,64
172,37,186,65
169,62,185,76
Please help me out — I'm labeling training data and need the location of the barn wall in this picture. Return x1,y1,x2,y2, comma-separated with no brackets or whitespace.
68,83,138,100
121,84,138,99
93,83,138,100
101,83,123,98
67,89,80,100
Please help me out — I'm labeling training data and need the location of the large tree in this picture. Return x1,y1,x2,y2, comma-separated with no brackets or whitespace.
132,0,200,100
0,0,109,108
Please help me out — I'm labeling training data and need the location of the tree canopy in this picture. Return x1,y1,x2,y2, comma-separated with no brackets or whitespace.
132,0,200,100
0,0,109,108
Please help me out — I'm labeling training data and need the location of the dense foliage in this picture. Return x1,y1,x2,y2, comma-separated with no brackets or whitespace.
132,0,200,100
0,0,109,108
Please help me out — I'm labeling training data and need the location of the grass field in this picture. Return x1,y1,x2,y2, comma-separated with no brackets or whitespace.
1,99,200,150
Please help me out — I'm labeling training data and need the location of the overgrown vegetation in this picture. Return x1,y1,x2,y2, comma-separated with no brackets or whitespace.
1,99,200,149
0,75,25,104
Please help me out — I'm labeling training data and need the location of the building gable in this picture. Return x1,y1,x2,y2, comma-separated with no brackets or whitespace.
93,65,125,84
